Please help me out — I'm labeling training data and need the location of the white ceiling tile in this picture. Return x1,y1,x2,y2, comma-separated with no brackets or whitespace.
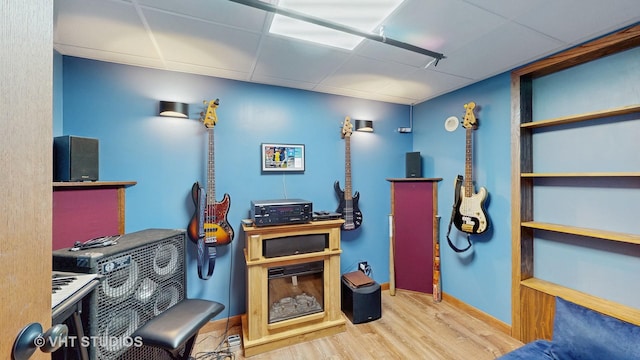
249,75,317,91
461,0,551,20
511,0,640,44
379,68,472,104
53,44,166,70
54,0,159,58
381,0,509,55
321,55,416,92
164,61,251,82
313,84,415,104
253,35,351,83
136,0,269,32
356,40,429,68
52,0,639,105
436,22,564,80
143,8,262,71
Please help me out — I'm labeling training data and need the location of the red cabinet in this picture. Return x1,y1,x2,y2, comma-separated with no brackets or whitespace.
387,178,441,294
53,181,135,250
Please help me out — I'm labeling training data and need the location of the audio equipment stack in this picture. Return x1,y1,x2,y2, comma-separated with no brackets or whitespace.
52,229,186,359
250,198,312,226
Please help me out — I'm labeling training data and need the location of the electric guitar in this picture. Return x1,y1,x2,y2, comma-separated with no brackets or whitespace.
187,99,234,279
453,101,489,234
334,116,363,230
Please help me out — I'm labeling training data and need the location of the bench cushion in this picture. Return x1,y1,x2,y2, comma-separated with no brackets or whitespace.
133,299,224,350
497,340,553,359
550,297,640,360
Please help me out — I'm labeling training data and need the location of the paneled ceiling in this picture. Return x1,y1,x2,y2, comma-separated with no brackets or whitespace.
53,0,640,105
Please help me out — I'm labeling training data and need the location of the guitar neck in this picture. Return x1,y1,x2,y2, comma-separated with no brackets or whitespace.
344,135,353,200
464,127,473,197
206,126,216,206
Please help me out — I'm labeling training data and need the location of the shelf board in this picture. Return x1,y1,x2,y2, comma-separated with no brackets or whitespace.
520,278,640,327
386,177,443,182
520,104,640,129
521,221,640,245
521,172,640,178
53,181,137,188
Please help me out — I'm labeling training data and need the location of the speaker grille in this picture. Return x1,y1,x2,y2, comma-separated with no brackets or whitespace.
53,229,186,359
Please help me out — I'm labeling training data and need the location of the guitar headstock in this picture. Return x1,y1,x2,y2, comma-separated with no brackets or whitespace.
341,116,353,139
462,101,478,130
200,99,220,128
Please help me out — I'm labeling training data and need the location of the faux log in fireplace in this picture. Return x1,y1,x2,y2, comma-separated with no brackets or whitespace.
242,220,346,357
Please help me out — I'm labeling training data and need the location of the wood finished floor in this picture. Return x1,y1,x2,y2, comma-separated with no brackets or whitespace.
192,289,523,359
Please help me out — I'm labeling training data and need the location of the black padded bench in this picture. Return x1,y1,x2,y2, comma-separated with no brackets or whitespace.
133,299,225,360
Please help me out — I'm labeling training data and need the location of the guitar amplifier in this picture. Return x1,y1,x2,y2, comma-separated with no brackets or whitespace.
53,229,186,359
251,199,312,226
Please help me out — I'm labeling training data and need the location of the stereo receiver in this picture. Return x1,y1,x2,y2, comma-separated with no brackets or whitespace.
251,199,312,226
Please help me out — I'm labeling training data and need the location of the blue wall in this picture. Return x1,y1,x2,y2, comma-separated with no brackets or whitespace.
57,39,638,325
60,56,411,319
410,45,640,323
412,73,513,323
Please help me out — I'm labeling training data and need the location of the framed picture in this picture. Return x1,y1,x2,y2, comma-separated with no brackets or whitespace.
261,143,305,172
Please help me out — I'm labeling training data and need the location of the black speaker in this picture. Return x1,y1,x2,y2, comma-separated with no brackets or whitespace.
53,229,186,359
341,277,381,324
54,135,99,182
405,151,422,178
263,234,327,258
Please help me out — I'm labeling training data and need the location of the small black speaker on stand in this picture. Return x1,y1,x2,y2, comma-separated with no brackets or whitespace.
54,135,99,181
405,152,422,178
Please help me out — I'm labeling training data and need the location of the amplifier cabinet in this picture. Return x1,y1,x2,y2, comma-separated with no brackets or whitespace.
53,229,186,359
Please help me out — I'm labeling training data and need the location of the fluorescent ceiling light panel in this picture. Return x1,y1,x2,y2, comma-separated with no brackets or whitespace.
268,0,405,50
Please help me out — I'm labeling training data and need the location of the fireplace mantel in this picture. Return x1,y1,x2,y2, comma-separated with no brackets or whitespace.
241,220,346,356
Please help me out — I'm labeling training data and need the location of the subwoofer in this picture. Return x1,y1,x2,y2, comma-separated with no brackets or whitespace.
341,277,381,324
405,151,422,178
53,229,186,359
54,135,99,182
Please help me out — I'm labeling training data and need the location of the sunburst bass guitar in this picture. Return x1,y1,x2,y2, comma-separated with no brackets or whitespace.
187,99,234,280
453,101,489,234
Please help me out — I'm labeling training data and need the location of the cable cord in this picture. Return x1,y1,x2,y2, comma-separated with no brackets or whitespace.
194,240,237,359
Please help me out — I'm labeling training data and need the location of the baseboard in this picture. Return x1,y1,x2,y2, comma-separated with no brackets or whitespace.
442,292,512,336
199,314,243,335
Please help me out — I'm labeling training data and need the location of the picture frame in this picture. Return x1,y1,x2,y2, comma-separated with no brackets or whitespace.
261,143,305,172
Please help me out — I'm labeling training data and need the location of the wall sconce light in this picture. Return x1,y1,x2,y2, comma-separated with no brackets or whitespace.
355,120,374,132
159,101,189,118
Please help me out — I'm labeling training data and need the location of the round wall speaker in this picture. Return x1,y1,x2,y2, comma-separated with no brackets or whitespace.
445,116,459,132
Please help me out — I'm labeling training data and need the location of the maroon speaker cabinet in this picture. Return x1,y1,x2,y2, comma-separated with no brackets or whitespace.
387,178,441,294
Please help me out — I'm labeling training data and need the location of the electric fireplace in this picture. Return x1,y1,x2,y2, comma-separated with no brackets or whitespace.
242,220,346,357
268,261,324,323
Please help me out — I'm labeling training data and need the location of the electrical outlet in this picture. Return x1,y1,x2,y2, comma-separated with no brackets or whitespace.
358,261,367,273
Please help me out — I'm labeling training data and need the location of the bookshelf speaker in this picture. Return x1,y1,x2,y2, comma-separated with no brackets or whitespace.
54,135,99,182
405,152,422,178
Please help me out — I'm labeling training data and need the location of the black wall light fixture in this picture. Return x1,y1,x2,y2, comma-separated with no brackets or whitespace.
159,101,189,118
355,120,374,132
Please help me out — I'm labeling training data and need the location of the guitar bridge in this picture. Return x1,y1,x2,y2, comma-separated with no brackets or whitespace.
461,223,474,232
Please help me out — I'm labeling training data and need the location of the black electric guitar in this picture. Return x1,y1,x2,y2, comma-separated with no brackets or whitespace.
334,116,363,230
453,101,489,234
187,99,234,279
